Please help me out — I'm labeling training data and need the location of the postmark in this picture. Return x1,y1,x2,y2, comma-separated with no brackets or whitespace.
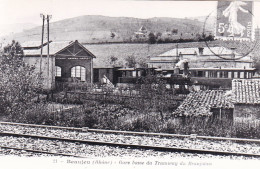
203,1,258,60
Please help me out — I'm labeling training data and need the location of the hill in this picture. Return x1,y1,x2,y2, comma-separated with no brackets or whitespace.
1,15,213,44
0,23,39,37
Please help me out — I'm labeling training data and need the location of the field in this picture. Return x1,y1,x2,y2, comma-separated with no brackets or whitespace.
83,40,260,68
84,43,181,68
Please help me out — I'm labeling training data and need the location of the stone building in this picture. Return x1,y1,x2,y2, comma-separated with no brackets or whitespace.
232,79,260,119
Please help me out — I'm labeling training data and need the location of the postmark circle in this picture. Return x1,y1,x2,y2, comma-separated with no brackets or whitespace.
203,1,258,61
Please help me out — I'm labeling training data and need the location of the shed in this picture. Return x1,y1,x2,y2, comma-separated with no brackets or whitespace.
232,79,260,119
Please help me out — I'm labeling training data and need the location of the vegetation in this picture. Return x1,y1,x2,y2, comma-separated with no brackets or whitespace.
0,40,46,121
131,31,215,44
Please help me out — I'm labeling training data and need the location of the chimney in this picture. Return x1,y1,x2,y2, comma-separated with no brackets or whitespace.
198,47,204,55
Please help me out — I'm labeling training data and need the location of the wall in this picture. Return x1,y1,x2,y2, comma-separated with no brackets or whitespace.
189,60,252,69
148,62,177,70
234,104,260,119
93,68,114,84
55,58,92,83
191,77,232,89
210,108,234,121
24,56,55,90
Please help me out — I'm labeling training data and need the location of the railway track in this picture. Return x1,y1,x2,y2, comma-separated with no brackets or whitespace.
0,122,260,158
0,145,86,158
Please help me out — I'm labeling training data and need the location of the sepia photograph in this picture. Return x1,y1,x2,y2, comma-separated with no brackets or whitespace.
0,0,260,168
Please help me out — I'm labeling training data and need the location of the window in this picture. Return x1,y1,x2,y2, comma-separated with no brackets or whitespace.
132,71,136,77
228,72,232,78
223,71,228,78
248,72,252,78
219,71,223,78
205,71,209,78
240,72,244,79
234,72,238,78
198,71,203,77
55,66,61,77
217,72,220,78
71,66,86,81
209,71,215,78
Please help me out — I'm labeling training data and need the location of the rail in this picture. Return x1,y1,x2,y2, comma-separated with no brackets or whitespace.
1,131,260,158
1,122,260,143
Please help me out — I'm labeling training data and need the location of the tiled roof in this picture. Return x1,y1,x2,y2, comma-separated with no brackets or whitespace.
232,79,260,104
173,90,234,117
23,41,72,55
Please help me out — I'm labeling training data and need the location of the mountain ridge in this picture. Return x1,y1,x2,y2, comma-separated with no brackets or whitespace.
1,15,214,44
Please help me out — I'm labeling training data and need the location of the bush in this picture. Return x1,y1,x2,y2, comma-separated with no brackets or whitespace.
0,40,43,120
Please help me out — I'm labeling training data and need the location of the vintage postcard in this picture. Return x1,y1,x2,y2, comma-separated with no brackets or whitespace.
0,0,260,168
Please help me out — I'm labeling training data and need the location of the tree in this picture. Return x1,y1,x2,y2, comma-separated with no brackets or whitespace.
148,32,157,44
109,56,118,67
138,75,174,121
0,40,43,121
110,32,116,39
172,29,178,35
155,32,162,38
125,55,136,68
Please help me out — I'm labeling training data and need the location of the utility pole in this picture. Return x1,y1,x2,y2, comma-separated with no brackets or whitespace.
40,14,45,75
46,14,52,89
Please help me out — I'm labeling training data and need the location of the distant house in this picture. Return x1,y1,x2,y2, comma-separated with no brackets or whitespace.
232,79,260,119
134,26,148,38
22,40,96,90
148,46,253,70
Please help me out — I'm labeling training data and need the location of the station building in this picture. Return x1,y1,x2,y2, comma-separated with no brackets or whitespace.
22,40,96,90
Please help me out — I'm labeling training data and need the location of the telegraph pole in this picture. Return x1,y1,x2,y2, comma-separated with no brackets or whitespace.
46,14,52,89
40,14,45,75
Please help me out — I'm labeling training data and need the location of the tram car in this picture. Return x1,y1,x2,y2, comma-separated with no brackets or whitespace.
115,60,191,87
189,67,256,89
113,59,256,89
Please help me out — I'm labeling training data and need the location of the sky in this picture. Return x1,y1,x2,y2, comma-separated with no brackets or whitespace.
0,0,217,25
0,0,259,29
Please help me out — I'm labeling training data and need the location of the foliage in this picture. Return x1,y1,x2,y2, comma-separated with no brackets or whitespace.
110,32,116,39
109,56,118,66
148,32,157,44
0,40,44,120
20,99,260,139
125,55,136,67
137,75,178,120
